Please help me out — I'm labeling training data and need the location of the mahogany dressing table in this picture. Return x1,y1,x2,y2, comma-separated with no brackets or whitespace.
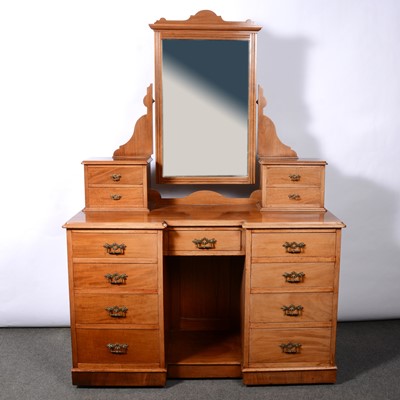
64,11,345,387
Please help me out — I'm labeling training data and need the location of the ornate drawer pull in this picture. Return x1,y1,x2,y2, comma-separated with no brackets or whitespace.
281,304,303,317
111,174,122,181
282,242,306,254
104,243,126,255
105,306,128,318
280,342,302,354
104,273,128,285
111,194,122,200
283,271,305,283
288,193,301,200
192,237,217,250
107,343,128,354
289,174,301,181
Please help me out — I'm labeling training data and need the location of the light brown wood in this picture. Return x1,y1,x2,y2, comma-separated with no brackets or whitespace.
65,209,343,386
74,293,159,325
260,159,326,211
250,262,335,292
165,256,242,332
76,328,161,364
242,368,337,385
166,331,242,379
113,84,153,159
166,228,243,254
71,230,158,260
64,9,345,389
66,226,167,386
257,86,298,158
86,187,146,210
250,292,333,323
64,197,345,230
149,10,262,31
239,222,342,385
264,165,323,186
71,369,167,387
84,160,150,212
248,327,332,365
73,263,158,293
264,187,323,208
86,165,145,185
251,230,337,259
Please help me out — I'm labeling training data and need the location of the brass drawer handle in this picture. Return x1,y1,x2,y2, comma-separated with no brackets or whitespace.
111,174,122,181
283,271,305,283
111,194,122,201
288,193,301,200
280,342,302,354
105,306,128,318
104,243,126,255
107,343,128,354
104,273,128,285
282,242,306,254
289,174,301,182
281,304,303,317
192,237,217,250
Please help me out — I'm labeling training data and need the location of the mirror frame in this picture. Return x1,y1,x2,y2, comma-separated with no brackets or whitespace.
150,11,261,184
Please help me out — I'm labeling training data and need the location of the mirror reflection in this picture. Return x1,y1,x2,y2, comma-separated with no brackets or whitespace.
162,39,249,178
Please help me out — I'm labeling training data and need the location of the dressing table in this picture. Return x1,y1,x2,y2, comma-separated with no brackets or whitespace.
64,11,345,387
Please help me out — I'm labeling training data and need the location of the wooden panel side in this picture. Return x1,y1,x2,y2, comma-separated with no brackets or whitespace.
243,368,336,385
67,229,78,368
157,231,166,369
72,370,167,387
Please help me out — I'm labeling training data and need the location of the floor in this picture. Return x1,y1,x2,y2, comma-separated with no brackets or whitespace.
1,320,399,400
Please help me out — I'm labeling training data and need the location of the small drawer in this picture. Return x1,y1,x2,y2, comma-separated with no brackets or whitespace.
86,187,145,209
73,263,158,292
251,263,335,291
265,166,323,187
249,327,332,365
71,231,158,260
74,293,159,325
86,165,144,186
251,231,336,259
167,228,243,253
76,328,161,365
250,292,333,323
264,187,323,209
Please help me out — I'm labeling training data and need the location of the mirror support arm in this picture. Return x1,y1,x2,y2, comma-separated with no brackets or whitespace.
113,84,154,160
257,85,298,159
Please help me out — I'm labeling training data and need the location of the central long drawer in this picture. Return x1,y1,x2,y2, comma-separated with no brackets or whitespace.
165,228,244,255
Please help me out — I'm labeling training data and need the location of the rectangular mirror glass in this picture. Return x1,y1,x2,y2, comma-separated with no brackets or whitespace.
162,39,249,179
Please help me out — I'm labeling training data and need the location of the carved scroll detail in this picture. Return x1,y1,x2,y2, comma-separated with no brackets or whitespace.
113,84,153,159
150,10,261,31
257,85,298,158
